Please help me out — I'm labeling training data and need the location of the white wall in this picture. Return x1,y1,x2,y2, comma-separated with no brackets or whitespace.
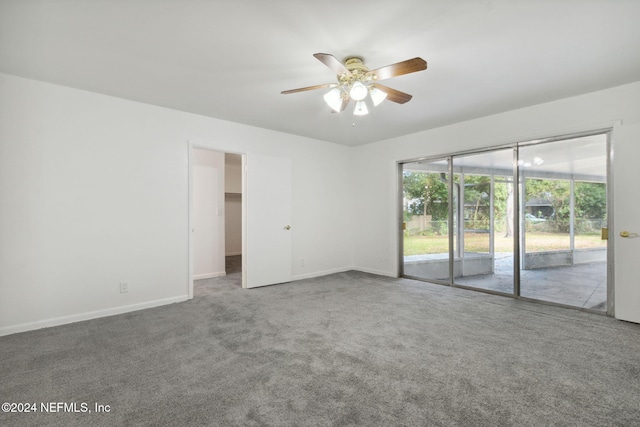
0,73,353,335
193,149,225,279
224,153,242,194
350,81,640,321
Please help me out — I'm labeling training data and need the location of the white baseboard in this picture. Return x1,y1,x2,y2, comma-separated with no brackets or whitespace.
291,266,397,282
0,295,190,337
193,271,226,280
351,266,397,278
292,266,352,281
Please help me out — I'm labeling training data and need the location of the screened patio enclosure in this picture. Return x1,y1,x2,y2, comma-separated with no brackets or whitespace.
401,133,609,312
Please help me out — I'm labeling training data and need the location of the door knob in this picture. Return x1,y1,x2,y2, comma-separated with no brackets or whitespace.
620,231,638,238
284,225,291,230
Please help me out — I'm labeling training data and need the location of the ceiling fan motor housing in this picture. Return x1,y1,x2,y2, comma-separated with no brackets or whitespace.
344,58,369,73
338,58,375,98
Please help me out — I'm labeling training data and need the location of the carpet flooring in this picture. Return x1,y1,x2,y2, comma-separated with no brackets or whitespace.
194,256,242,297
1,270,639,426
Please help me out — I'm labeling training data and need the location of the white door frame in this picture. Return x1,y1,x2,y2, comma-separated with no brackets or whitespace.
188,141,247,299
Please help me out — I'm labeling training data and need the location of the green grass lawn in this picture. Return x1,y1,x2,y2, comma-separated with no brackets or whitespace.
404,232,606,256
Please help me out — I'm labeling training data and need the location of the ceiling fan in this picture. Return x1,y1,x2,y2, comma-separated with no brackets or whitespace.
281,53,427,116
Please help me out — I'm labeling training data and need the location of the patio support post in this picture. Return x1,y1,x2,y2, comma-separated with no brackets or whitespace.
570,178,575,253
514,147,521,297
490,174,495,264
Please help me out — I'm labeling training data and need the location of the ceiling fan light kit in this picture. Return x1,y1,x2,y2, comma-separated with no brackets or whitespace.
370,87,388,106
282,53,427,118
354,100,368,116
323,88,343,112
349,80,369,101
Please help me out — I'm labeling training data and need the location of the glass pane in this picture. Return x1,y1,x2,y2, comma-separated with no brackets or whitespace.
463,174,491,255
574,181,607,250
523,177,570,252
519,135,607,310
452,149,515,293
402,159,451,282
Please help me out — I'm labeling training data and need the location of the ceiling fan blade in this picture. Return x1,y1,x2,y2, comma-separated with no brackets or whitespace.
370,57,427,81
313,53,351,75
281,83,334,94
372,84,413,104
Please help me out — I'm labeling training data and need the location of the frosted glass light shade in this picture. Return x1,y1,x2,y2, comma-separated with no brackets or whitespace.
349,81,368,101
323,88,343,112
353,100,368,116
370,87,387,106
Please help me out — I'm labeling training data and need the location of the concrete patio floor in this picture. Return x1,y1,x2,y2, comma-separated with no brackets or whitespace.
405,253,607,311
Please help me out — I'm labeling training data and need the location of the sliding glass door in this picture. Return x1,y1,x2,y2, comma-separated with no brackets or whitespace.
518,134,608,310
400,131,610,313
452,149,515,294
401,159,452,283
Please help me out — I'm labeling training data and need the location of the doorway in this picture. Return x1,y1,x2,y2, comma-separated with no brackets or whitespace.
188,145,294,296
190,147,245,296
400,131,610,313
222,153,243,289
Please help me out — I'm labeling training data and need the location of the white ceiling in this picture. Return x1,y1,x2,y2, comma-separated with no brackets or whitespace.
1,0,639,147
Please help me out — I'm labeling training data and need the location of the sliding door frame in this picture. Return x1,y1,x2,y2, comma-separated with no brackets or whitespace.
398,156,453,285
398,127,614,315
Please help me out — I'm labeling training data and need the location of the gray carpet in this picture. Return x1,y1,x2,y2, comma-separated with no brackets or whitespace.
1,271,639,426
194,256,242,296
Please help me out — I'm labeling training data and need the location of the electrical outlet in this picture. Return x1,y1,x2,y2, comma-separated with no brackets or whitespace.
300,259,305,267
119,281,129,293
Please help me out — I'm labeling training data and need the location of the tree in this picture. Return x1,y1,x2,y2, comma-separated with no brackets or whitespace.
462,175,491,229
403,171,448,220
525,178,570,231
575,181,606,220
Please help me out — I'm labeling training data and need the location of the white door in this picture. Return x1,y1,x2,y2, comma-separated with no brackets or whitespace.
613,124,640,323
245,153,292,288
